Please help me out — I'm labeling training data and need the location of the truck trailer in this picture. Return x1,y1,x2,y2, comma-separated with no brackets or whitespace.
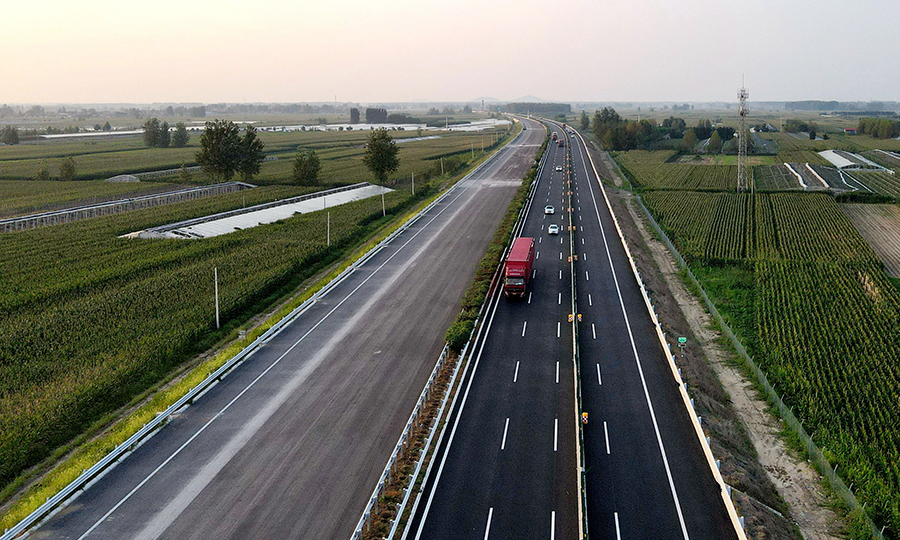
504,237,535,297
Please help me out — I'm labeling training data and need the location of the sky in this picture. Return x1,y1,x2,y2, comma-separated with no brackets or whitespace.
3,0,898,104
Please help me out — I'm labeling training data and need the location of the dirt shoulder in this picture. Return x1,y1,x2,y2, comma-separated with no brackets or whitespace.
581,136,843,540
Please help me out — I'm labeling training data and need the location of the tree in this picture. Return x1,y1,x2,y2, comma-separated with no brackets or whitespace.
179,163,193,183
59,157,77,181
682,129,698,152
102,121,111,131
695,118,713,140
350,107,360,124
580,111,589,131
708,130,723,154
172,122,190,147
462,104,472,114
237,125,265,181
157,121,171,148
35,161,50,181
292,149,321,185
1,126,19,145
196,119,242,181
142,117,161,147
809,129,817,140
363,128,400,185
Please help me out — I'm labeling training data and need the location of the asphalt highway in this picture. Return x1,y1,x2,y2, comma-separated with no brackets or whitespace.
406,126,738,540
571,127,737,540
407,134,579,539
32,118,545,540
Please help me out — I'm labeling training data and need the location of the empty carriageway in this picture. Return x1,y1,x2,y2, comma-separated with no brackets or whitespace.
406,137,579,540
567,127,738,540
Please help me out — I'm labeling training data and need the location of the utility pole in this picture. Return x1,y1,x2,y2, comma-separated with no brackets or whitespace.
411,172,415,196
738,81,750,193
214,267,220,329
327,211,330,246
471,143,474,159
440,157,444,175
382,190,386,217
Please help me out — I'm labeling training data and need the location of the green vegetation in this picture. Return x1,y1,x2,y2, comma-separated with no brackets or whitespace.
292,149,321,185
636,185,900,536
0,122,520,515
0,180,178,219
616,151,738,191
363,128,401,184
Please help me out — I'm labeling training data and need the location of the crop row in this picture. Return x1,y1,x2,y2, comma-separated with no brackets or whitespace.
846,171,900,198
0,180,179,219
753,165,801,191
0,184,419,490
623,163,739,191
756,259,900,533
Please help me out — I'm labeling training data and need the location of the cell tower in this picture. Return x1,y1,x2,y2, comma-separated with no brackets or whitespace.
737,83,750,193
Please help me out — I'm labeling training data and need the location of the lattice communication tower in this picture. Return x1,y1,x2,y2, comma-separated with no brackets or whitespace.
738,85,750,193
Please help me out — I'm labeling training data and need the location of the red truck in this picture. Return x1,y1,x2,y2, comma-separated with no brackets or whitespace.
504,237,535,297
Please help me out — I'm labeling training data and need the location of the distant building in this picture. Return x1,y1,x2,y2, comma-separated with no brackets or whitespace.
844,128,857,134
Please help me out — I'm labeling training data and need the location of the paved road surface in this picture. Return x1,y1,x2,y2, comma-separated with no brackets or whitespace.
407,134,579,540
569,127,738,540
33,119,544,540
406,126,737,540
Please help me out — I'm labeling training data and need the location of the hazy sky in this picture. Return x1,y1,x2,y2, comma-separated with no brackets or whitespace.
3,0,897,104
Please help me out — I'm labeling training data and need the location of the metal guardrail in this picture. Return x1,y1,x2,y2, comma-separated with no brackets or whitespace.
1,165,478,540
349,120,535,540
0,182,256,233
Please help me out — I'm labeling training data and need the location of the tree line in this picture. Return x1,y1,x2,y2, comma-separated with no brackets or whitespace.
857,117,900,139
142,118,190,148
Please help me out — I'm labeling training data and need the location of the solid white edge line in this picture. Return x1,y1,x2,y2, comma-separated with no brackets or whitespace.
501,418,510,450
578,136,691,540
484,507,493,540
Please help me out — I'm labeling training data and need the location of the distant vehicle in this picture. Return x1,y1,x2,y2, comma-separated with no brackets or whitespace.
558,139,565,147
544,205,555,215
555,166,563,172
551,132,558,141
548,224,560,235
562,123,567,129
504,237,535,298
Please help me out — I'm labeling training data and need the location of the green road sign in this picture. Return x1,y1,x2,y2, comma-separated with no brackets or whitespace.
677,337,687,344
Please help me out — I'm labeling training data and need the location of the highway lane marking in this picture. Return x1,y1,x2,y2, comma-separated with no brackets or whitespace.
522,321,528,337
514,361,520,382
581,238,584,245
532,269,536,279
597,363,602,385
536,251,540,260
592,323,596,339
580,226,583,232
557,321,561,338
551,510,556,540
604,421,611,454
501,418,510,450
585,270,590,281
484,508,494,540
559,270,562,280
588,294,593,306
579,137,691,540
558,292,562,304
556,361,559,383
539,236,542,244
583,253,587,261
528,292,533,304
77,171,487,540
541,224,544,230
615,512,621,540
554,418,559,451
559,252,562,260
560,237,563,244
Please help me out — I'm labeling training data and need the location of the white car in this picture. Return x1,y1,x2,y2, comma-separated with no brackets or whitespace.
544,205,555,215
555,166,563,172
548,224,560,235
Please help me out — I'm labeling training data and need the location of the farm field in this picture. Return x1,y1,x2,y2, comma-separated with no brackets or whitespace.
841,203,900,277
615,151,738,191
0,122,519,501
624,141,900,536
846,170,900,198
0,180,180,218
